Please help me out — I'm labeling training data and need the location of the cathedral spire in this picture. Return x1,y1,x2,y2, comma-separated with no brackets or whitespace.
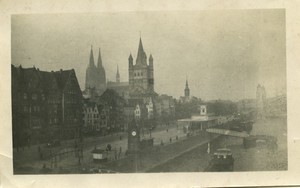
89,45,95,67
97,48,103,68
116,65,120,83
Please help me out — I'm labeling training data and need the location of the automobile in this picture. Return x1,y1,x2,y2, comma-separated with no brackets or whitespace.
46,139,61,148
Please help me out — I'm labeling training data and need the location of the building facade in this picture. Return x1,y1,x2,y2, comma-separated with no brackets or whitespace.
82,101,109,135
12,65,83,147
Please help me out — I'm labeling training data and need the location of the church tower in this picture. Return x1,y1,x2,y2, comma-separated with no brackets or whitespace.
128,37,154,98
85,46,107,95
85,46,98,90
184,77,190,97
96,48,106,95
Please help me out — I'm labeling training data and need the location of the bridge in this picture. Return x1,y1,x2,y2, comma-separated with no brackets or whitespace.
206,128,249,138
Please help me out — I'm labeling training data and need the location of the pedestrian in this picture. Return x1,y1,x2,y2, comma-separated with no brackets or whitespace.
118,147,122,158
119,135,122,140
170,138,172,143
161,140,164,146
176,136,178,141
114,149,117,160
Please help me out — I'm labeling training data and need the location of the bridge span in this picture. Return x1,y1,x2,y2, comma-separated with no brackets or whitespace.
206,128,249,138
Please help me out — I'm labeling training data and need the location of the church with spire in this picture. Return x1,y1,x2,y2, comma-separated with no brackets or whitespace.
128,37,155,99
179,76,192,103
84,46,106,96
107,64,130,99
184,77,190,98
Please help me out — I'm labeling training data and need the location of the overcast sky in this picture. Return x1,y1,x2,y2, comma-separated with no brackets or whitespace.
11,10,286,101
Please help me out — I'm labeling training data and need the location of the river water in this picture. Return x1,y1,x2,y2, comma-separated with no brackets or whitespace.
150,117,287,172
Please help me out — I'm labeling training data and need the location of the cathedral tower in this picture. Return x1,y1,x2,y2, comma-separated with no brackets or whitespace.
85,46,106,95
96,48,106,94
85,46,98,90
128,37,154,98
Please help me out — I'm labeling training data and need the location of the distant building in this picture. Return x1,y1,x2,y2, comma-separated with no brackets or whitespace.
82,101,109,134
256,84,267,119
12,65,83,147
184,78,190,97
134,104,142,120
178,104,218,132
97,89,126,131
107,65,129,100
82,86,98,99
237,99,256,112
85,47,106,95
155,94,176,122
179,77,193,103
265,94,287,118
128,37,155,99
146,97,154,119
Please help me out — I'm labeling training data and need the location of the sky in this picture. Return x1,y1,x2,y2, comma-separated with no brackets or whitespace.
11,10,286,101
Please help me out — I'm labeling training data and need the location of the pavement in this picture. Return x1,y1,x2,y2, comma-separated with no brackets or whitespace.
13,123,188,173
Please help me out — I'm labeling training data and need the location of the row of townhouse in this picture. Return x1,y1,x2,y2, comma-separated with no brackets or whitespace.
82,93,157,134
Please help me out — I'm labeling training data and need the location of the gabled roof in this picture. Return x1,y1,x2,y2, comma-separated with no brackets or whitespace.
12,65,79,93
54,70,73,90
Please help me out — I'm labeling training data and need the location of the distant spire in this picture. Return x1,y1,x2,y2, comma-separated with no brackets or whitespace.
185,75,189,88
89,45,95,67
129,53,133,60
97,48,103,67
185,75,190,97
149,54,153,61
116,65,120,83
136,37,146,65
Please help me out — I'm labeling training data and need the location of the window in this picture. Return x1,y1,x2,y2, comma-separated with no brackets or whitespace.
24,93,27,100
23,106,28,112
32,93,37,100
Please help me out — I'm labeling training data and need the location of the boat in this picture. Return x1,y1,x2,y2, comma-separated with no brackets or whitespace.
205,148,234,172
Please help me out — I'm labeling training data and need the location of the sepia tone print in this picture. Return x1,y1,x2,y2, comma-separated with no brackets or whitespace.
11,10,287,174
